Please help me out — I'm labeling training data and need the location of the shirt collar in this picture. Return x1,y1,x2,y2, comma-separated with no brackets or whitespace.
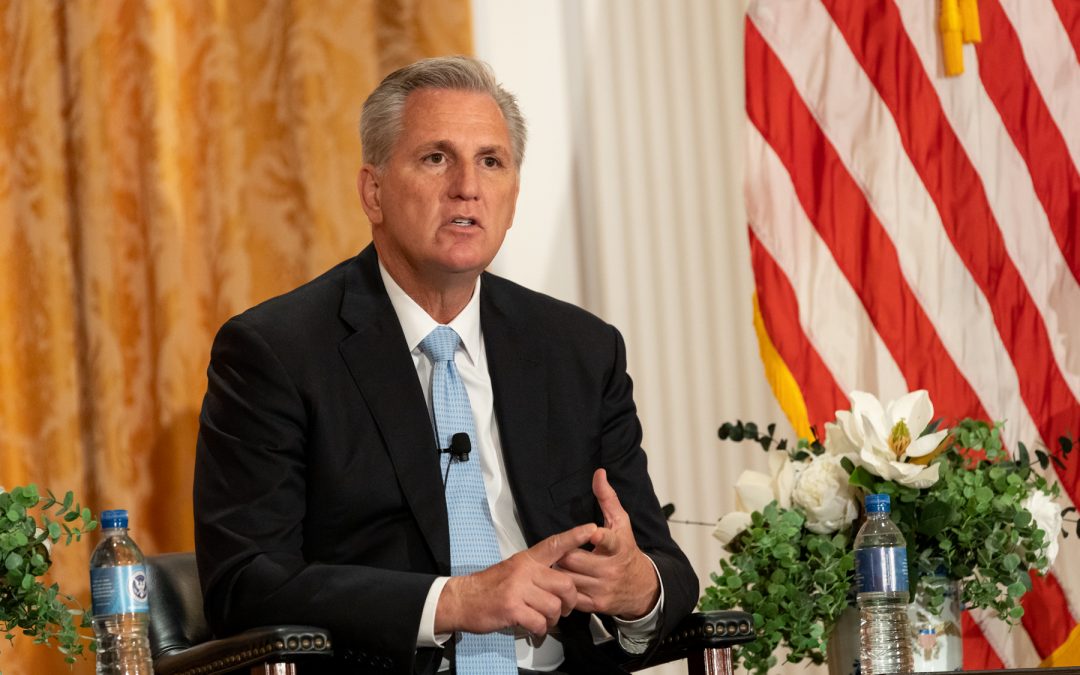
378,261,483,364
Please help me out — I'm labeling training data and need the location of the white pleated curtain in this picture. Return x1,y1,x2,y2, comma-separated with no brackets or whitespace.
558,2,792,672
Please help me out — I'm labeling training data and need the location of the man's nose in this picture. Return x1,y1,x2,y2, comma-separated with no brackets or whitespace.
448,162,480,200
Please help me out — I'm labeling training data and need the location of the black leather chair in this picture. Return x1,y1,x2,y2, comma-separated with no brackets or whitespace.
146,552,752,675
147,553,334,674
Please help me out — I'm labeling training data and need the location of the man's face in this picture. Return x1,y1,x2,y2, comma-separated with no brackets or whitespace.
359,88,520,292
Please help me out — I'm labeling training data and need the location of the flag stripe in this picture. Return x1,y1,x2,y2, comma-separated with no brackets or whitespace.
1052,0,1080,63
891,0,1080,438
755,0,1048,454
977,0,1080,288
821,0,1080,524
891,0,1080,453
1024,571,1078,657
890,0,1080,519
970,605,1044,668
747,12,991,426
963,611,1008,670
1001,0,1080,171
894,0,1080,457
747,227,847,428
744,120,909,407
1049,506,1080,622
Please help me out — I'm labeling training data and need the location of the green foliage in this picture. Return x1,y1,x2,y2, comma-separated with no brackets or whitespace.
700,503,854,675
718,421,789,453
704,417,1071,675
0,485,97,668
895,420,1056,619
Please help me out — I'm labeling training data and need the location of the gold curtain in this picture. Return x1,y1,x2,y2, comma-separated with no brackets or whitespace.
0,1,471,672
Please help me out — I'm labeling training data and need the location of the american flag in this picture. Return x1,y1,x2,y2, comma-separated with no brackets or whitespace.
744,0,1080,667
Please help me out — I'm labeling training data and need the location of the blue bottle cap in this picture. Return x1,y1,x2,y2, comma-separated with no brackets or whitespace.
100,509,129,529
865,493,891,513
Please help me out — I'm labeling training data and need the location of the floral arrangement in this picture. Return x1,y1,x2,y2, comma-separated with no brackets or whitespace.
699,390,1074,675
0,484,97,668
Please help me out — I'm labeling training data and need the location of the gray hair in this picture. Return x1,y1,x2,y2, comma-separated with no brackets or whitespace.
360,55,527,169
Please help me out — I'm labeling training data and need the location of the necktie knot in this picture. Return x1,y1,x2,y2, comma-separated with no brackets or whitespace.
420,326,461,364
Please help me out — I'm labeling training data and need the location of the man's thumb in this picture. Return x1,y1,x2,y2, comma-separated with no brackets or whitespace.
592,468,626,528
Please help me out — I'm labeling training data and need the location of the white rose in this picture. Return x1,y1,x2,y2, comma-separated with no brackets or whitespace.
1023,489,1063,570
714,511,753,546
733,470,777,514
771,453,801,509
791,453,859,534
713,459,805,546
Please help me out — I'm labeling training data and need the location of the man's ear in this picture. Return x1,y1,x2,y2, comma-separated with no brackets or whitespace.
357,165,382,224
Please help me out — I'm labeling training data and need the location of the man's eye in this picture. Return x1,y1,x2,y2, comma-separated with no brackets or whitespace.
482,157,501,168
425,153,445,165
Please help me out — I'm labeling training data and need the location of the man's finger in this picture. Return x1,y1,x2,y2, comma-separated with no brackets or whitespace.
528,522,597,567
557,566,602,595
572,591,599,614
592,468,627,529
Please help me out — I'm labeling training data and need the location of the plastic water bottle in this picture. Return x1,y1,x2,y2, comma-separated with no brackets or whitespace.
89,509,153,674
854,493,913,674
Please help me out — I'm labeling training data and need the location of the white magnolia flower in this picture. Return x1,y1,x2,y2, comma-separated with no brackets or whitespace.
791,453,860,534
1023,489,1063,570
713,454,803,545
825,390,947,488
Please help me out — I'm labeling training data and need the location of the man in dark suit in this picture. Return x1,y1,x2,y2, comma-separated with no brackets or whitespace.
194,56,698,674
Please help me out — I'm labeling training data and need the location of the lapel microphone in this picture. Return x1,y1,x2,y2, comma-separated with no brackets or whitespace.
443,432,471,462
441,432,471,488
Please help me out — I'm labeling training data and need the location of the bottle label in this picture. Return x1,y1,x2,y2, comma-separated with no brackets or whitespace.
855,546,909,594
91,564,149,616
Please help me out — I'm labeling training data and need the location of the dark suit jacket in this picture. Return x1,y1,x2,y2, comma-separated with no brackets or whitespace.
193,244,698,674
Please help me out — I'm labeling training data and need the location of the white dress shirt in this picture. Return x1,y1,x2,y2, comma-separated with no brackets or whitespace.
378,263,661,671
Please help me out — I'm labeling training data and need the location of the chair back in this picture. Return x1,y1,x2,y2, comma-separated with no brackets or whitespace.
146,552,213,660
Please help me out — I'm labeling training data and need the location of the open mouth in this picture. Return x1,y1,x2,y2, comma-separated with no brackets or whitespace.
450,218,476,227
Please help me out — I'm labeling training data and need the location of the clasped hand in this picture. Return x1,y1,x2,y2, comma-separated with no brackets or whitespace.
435,469,660,637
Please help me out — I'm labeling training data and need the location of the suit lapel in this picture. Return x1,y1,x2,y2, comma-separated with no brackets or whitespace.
481,277,550,544
338,247,451,572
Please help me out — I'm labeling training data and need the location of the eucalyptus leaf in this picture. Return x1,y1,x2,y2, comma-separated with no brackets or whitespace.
915,501,951,536
0,485,96,666
848,466,879,492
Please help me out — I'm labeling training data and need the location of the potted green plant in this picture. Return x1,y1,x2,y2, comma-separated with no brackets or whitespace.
0,484,97,669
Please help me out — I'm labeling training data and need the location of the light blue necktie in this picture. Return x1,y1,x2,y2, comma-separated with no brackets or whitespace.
420,326,517,675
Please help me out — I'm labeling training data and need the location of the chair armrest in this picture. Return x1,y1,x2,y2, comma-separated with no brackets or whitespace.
153,625,333,675
624,610,755,672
